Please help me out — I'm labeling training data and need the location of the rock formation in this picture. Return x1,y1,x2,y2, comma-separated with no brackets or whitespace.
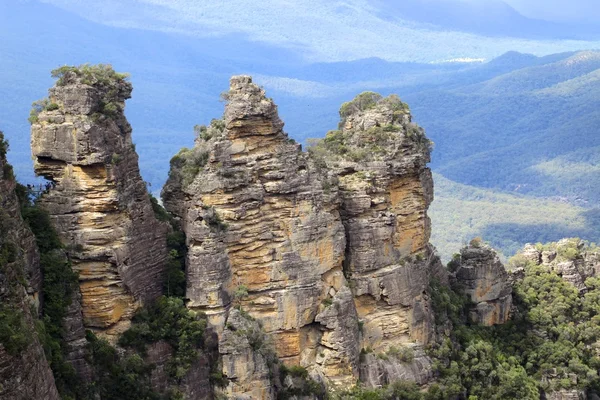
163,78,443,392
0,132,60,400
311,91,442,381
453,240,512,325
163,76,354,390
30,66,168,338
517,239,600,291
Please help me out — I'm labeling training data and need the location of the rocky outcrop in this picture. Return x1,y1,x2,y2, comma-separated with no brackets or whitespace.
30,67,168,339
163,76,355,386
359,345,433,388
517,239,600,292
545,390,587,400
453,241,512,325
0,132,60,400
163,80,443,391
311,92,441,382
219,308,279,399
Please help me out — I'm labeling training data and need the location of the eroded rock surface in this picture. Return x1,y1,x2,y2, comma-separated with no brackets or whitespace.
311,92,440,361
0,133,60,400
454,242,512,325
518,239,600,292
163,76,356,386
31,69,168,338
219,308,279,399
164,80,443,391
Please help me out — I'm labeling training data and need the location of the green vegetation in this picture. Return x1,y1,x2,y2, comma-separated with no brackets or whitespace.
169,147,209,187
427,240,600,398
148,193,187,298
15,184,82,398
204,207,228,232
308,92,428,167
334,380,428,400
194,118,226,142
28,98,53,124
0,208,31,357
51,64,129,87
430,173,600,261
0,132,14,180
85,331,161,400
0,302,30,356
169,119,225,188
118,296,208,379
279,365,327,400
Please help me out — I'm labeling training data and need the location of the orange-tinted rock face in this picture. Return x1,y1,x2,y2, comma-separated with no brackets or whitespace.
31,70,168,339
164,80,443,394
312,92,438,352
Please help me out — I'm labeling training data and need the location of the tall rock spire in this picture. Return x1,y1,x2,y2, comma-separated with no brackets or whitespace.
163,76,357,394
30,65,168,338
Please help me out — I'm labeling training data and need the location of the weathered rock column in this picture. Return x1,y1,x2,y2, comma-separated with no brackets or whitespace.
31,67,168,338
310,93,438,349
453,241,512,325
163,76,357,390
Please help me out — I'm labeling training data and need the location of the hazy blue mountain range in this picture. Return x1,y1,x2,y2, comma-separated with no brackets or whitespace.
1,0,599,259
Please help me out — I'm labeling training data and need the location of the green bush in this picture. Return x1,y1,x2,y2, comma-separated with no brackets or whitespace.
170,147,209,187
17,188,81,397
0,304,31,356
118,296,208,379
51,64,129,87
85,331,160,400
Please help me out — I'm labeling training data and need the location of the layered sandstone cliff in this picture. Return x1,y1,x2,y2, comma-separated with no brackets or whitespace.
163,76,355,391
452,241,512,325
30,67,168,338
163,77,442,393
310,92,442,375
0,132,60,400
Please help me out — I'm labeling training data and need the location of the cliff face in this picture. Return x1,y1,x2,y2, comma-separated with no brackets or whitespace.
311,92,440,353
30,68,168,338
163,76,354,390
453,242,512,326
163,78,442,392
0,133,60,400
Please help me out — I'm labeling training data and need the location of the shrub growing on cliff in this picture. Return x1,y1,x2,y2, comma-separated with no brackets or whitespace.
16,185,81,397
118,296,208,379
51,64,129,87
86,331,159,400
170,147,209,187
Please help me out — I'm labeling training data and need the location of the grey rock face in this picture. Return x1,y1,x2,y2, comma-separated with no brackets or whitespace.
359,346,434,388
454,242,512,325
144,340,214,399
0,137,60,400
163,76,354,386
31,69,168,339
